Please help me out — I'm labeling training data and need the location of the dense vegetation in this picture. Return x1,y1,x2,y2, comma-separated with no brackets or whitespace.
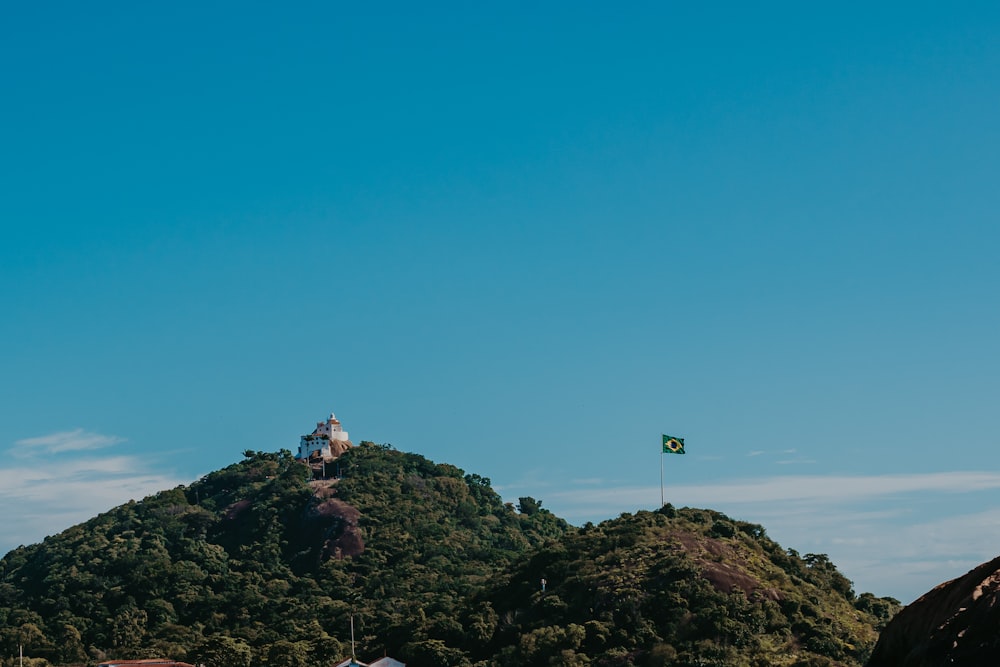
0,445,898,667
479,507,899,667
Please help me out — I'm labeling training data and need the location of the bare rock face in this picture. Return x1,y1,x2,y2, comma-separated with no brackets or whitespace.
867,555,1000,666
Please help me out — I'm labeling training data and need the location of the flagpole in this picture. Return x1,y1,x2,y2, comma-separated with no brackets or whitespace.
660,436,664,507
661,435,686,507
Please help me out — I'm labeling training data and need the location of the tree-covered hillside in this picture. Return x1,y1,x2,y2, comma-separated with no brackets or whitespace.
0,445,565,667
0,445,898,667
477,507,899,666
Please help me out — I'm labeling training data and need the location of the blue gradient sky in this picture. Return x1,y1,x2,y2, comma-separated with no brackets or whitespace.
3,2,999,603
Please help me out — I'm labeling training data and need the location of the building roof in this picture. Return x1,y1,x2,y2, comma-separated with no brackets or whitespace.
99,661,194,667
370,658,406,667
333,656,405,667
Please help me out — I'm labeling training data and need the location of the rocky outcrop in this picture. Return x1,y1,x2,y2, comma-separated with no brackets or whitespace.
307,480,365,559
867,555,1000,666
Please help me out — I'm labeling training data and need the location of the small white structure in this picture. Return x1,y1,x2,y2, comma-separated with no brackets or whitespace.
298,412,352,461
333,658,404,667
371,659,405,667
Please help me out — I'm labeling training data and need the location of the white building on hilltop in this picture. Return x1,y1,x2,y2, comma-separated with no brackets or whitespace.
298,412,353,461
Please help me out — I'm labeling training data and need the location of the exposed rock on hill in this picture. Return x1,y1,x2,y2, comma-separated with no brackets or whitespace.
867,555,1000,666
309,480,364,559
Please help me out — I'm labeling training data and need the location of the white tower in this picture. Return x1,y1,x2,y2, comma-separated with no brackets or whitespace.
298,412,352,460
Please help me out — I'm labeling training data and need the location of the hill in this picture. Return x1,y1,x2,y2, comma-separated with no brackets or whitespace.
0,445,898,667
866,555,1000,666
478,506,899,666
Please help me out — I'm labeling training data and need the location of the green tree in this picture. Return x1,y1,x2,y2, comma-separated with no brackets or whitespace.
265,640,310,667
56,624,88,664
400,639,471,667
190,636,252,667
517,497,542,515
111,605,148,652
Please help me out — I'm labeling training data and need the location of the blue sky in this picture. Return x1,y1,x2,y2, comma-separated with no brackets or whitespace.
3,2,999,604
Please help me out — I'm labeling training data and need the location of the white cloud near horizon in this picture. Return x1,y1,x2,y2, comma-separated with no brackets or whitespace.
0,460,189,553
544,471,1000,512
12,428,124,456
531,470,1000,604
1,431,189,555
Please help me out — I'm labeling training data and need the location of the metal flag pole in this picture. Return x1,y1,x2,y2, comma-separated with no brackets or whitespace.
351,614,356,662
660,435,664,507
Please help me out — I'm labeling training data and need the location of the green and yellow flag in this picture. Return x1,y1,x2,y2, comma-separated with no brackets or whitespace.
662,434,685,455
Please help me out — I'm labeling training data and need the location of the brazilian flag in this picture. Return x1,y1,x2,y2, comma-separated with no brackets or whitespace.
662,434,685,454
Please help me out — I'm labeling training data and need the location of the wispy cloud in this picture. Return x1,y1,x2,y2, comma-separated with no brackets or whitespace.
531,471,1000,603
12,428,124,456
0,460,188,554
0,430,188,557
545,471,1000,511
746,448,807,464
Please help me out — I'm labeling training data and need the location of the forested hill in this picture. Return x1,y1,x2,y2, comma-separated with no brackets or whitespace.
0,444,899,667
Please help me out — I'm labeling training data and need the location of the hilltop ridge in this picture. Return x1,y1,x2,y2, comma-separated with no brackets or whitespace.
0,444,898,667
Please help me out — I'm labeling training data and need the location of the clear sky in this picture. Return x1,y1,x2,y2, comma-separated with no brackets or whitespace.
3,2,999,604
